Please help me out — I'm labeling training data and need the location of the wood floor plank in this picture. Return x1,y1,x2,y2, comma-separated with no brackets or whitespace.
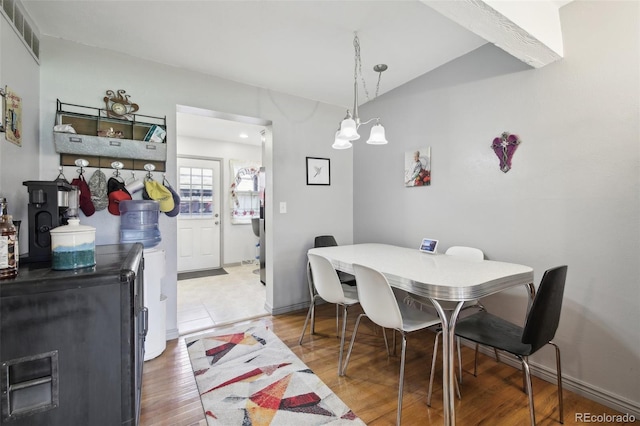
140,303,628,425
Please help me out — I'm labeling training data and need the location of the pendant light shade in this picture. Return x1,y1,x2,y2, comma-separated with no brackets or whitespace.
366,123,388,145
332,131,353,149
337,117,360,141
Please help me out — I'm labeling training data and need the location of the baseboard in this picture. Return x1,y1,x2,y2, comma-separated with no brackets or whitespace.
267,301,309,316
165,327,179,340
469,343,640,418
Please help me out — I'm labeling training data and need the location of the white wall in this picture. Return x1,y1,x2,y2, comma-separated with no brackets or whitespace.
0,13,40,252
36,37,352,338
355,0,639,415
178,135,262,265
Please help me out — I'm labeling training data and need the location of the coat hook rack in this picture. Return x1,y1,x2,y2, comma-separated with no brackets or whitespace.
74,158,89,176
111,161,124,178
56,166,68,183
144,163,156,179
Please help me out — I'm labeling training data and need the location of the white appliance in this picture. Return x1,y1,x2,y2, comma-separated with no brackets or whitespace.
143,248,166,361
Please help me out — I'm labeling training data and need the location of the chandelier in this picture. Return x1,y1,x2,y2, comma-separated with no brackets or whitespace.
332,32,389,149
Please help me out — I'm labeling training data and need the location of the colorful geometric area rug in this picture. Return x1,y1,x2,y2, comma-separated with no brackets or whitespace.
186,322,365,425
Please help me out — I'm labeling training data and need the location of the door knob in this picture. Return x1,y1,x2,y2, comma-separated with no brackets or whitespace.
215,221,219,225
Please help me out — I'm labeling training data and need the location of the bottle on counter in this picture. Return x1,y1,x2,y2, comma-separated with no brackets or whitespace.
12,220,20,271
0,198,18,279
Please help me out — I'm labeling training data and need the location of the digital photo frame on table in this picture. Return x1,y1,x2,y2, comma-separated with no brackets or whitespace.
419,238,439,254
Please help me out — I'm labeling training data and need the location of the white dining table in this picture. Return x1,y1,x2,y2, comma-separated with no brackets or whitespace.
307,243,534,426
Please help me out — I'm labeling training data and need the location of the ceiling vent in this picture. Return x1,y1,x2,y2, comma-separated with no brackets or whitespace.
1,0,40,62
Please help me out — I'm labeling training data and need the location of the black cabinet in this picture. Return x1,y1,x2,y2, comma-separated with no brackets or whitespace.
0,244,146,426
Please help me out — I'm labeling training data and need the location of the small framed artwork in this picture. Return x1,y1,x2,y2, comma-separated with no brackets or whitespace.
306,157,330,185
404,146,431,187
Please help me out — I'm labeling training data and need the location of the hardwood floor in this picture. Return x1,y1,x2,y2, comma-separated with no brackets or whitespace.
140,303,626,425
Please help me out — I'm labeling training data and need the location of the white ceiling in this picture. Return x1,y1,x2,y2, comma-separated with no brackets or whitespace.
21,0,568,143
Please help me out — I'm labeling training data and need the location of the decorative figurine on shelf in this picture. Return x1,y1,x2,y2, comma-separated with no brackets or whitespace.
103,89,139,119
491,131,521,173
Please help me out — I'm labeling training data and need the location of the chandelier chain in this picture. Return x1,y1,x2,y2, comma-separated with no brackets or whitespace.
353,33,371,102
375,72,382,99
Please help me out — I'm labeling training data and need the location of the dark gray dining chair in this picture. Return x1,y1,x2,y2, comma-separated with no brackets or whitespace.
453,265,568,425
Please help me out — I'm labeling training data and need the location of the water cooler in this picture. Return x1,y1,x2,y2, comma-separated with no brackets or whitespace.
117,200,166,361
143,248,166,360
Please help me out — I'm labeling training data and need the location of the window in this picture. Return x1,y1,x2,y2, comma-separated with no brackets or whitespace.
179,167,214,218
230,159,261,224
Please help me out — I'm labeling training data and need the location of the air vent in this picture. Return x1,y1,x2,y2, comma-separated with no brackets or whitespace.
1,0,40,62
2,0,13,20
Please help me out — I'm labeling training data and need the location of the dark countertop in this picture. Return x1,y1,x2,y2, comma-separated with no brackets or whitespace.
0,243,143,296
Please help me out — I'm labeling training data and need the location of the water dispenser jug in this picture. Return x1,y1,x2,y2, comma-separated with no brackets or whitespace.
119,200,161,248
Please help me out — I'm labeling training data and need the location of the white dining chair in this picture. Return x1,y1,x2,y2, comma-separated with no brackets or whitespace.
300,253,360,375
299,236,356,345
342,263,445,426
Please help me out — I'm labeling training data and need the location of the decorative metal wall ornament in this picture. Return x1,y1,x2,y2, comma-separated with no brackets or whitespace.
103,89,139,119
491,132,521,173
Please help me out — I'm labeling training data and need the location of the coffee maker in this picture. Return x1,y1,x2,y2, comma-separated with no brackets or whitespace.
22,180,75,262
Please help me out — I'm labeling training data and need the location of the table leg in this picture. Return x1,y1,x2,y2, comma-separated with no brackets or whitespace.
430,299,464,426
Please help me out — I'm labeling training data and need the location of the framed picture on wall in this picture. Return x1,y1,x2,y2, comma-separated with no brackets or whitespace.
404,146,431,187
306,157,330,185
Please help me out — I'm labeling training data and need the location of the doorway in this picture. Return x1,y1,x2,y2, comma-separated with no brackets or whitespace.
176,105,271,335
177,157,222,272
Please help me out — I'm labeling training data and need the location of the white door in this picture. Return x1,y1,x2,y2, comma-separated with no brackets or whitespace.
177,157,221,272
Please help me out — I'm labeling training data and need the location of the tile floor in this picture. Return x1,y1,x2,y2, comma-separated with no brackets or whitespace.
177,262,268,336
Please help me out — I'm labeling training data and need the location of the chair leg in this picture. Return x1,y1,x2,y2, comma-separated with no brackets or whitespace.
522,356,528,394
470,343,500,377
306,261,316,335
550,342,564,424
298,295,318,345
427,330,440,407
342,313,365,376
473,343,479,377
337,304,349,376
336,304,340,338
382,327,390,356
456,337,462,384
519,356,536,426
392,330,397,356
397,332,408,426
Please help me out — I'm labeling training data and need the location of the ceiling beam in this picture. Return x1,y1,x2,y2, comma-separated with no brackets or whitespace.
423,0,564,68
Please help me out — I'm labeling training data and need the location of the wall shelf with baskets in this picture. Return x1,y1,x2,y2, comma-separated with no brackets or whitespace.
53,99,167,172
